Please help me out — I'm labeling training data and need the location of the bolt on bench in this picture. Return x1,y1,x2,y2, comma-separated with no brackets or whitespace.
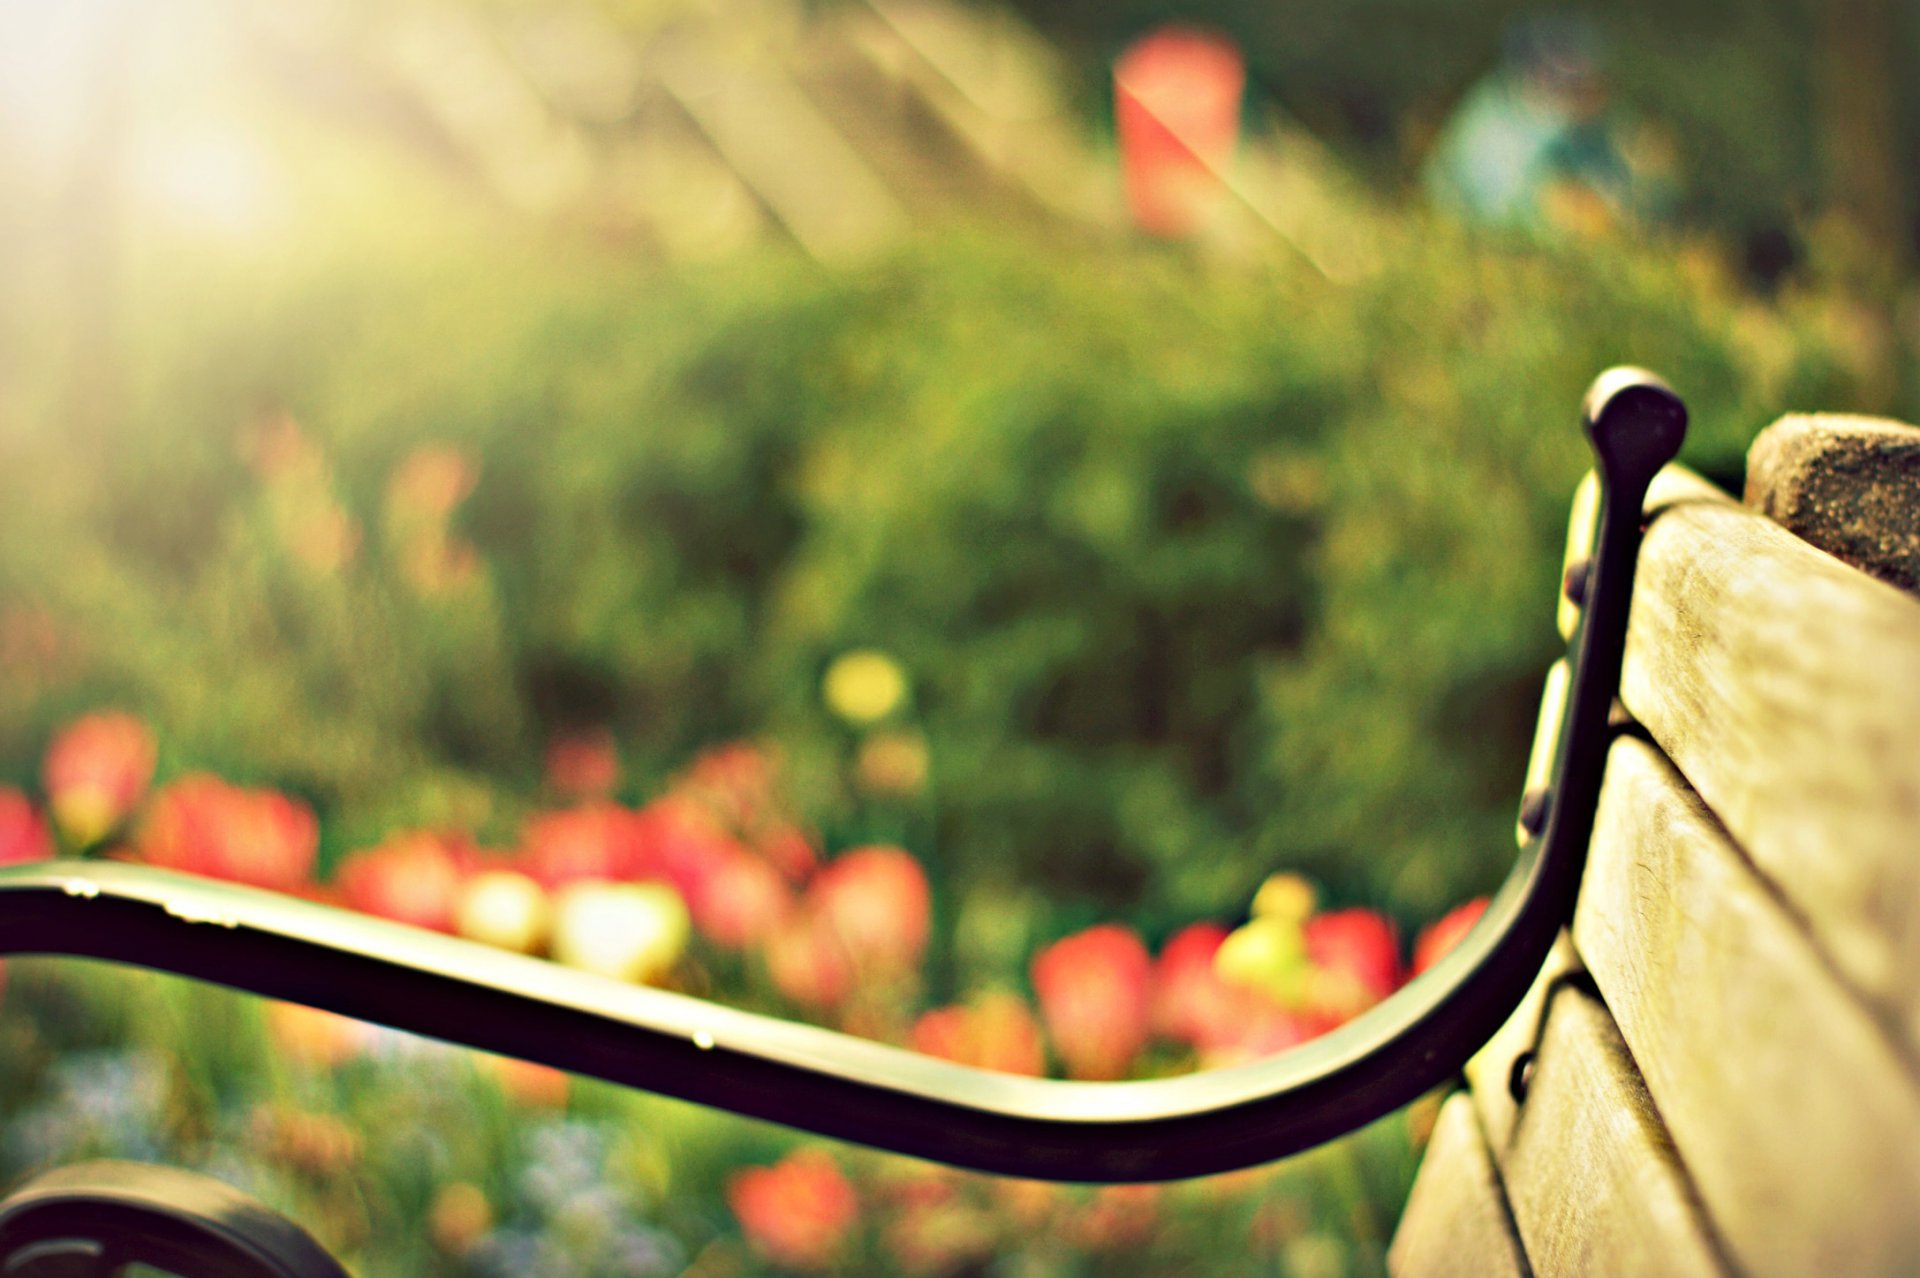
1390,412,1920,1277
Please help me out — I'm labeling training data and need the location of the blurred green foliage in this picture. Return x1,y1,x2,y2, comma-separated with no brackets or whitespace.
0,219,1855,936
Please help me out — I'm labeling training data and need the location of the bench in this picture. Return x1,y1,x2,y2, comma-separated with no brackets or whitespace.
1390,413,1920,1276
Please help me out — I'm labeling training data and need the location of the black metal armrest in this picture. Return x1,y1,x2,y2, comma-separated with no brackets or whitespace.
0,369,1686,1183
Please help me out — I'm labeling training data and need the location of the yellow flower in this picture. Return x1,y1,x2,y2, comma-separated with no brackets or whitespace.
1251,872,1317,924
1214,916,1311,1006
823,649,909,724
454,870,551,954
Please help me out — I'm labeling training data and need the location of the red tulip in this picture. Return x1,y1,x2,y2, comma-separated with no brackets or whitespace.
764,909,855,1010
679,741,777,829
628,798,742,920
1413,898,1490,976
0,789,52,866
1151,922,1232,1044
728,1150,859,1271
137,775,317,893
912,992,1046,1076
517,804,646,888
809,845,931,974
758,822,819,883
334,832,476,932
42,711,156,845
1031,925,1153,1080
543,729,619,799
1303,908,1402,1021
692,847,792,950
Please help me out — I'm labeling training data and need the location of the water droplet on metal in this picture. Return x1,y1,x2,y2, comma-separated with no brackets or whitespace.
61,879,99,899
693,1030,715,1051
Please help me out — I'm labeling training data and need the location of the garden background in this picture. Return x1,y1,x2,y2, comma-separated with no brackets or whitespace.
0,0,1908,1273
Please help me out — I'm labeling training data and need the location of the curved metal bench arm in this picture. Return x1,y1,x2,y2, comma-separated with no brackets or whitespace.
0,369,1685,1183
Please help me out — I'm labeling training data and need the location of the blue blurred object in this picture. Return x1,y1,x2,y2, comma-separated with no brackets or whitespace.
1425,14,1644,232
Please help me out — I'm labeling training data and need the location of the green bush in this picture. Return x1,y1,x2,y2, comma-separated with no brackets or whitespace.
0,221,1854,927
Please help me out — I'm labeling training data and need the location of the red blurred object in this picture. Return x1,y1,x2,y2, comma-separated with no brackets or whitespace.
334,831,477,932
136,775,317,893
765,908,856,1009
759,822,820,883
0,789,52,866
1151,921,1314,1062
728,1150,859,1271
1150,921,1232,1044
1304,908,1403,1019
1413,898,1491,976
1113,25,1245,237
809,845,931,973
1031,924,1153,1080
694,845,792,949
911,992,1047,1076
680,740,777,828
543,728,620,799
517,804,645,888
42,711,157,843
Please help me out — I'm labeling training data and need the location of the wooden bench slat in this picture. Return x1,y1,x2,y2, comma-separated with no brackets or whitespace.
1389,1093,1530,1278
1500,985,1728,1278
1620,471,1920,1054
1464,933,1579,1153
1575,736,1920,1277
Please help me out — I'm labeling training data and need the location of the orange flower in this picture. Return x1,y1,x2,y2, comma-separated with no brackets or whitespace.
1413,898,1489,976
809,845,930,973
137,775,317,892
334,832,476,932
912,992,1046,1076
386,444,477,522
0,789,52,866
478,1054,570,1109
1031,925,1153,1080
727,1150,859,1271
42,711,156,845
267,1001,370,1069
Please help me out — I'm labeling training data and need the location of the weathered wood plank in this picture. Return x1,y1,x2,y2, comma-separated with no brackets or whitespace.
1389,1093,1529,1278
1464,933,1579,1153
1620,472,1920,1052
1575,736,1920,1277
1499,985,1728,1277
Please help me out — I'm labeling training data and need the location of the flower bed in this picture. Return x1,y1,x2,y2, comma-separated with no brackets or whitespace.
0,710,1479,1274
